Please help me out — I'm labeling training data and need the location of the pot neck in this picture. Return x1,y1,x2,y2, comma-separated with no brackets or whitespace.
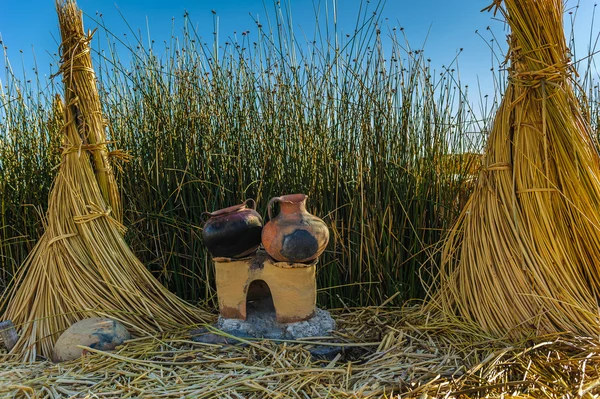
279,199,307,215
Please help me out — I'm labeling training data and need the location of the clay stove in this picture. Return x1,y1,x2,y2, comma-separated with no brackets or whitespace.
214,250,316,323
195,196,335,344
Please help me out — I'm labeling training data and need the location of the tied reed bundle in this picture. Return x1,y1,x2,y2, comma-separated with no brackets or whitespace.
0,0,209,362
427,0,600,338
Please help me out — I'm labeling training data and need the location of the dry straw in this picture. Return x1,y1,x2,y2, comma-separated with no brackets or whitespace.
427,0,600,338
1,307,599,398
0,0,209,362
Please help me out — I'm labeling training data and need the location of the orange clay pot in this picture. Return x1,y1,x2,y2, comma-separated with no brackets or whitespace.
261,194,329,263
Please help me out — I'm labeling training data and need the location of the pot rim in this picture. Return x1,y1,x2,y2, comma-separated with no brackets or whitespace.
204,199,256,219
208,203,246,217
277,193,307,203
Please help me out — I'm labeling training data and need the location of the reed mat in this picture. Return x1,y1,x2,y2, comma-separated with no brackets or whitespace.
0,307,598,398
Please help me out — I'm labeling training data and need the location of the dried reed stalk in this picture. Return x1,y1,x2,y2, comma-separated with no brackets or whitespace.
427,0,600,338
0,0,209,362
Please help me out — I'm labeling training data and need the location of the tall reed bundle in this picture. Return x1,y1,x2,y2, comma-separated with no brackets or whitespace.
427,0,600,338
0,0,209,362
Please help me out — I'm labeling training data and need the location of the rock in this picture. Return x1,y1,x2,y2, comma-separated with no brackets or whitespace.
52,317,130,362
308,345,343,361
214,303,336,340
189,327,251,345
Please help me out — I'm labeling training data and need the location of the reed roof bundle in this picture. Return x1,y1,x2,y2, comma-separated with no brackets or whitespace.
427,0,600,338
0,0,209,362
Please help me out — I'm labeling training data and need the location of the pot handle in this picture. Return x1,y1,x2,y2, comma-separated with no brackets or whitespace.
200,211,212,224
267,196,281,221
244,198,257,210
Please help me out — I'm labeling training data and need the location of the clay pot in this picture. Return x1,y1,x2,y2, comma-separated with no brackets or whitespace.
202,199,263,258
262,194,329,263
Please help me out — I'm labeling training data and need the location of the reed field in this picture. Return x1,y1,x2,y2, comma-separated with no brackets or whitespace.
3,0,600,397
0,2,492,309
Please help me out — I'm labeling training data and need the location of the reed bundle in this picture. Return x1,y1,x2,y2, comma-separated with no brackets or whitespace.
0,0,209,362
428,0,600,338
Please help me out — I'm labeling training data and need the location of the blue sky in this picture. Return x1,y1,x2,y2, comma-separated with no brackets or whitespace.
0,0,598,102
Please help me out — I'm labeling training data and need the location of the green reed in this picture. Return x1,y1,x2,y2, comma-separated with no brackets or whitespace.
2,2,490,308
0,54,63,290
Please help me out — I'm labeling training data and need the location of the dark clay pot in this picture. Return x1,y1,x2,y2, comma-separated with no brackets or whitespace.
261,194,329,263
202,199,263,258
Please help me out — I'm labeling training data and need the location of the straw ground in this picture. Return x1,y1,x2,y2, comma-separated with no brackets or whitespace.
1,307,600,398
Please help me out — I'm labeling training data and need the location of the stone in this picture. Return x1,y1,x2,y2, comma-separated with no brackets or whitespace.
52,317,130,362
214,300,336,341
308,345,343,361
188,327,251,345
190,303,340,360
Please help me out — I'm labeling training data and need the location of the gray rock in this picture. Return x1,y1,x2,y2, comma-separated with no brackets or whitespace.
215,301,335,340
190,301,342,360
52,317,130,362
